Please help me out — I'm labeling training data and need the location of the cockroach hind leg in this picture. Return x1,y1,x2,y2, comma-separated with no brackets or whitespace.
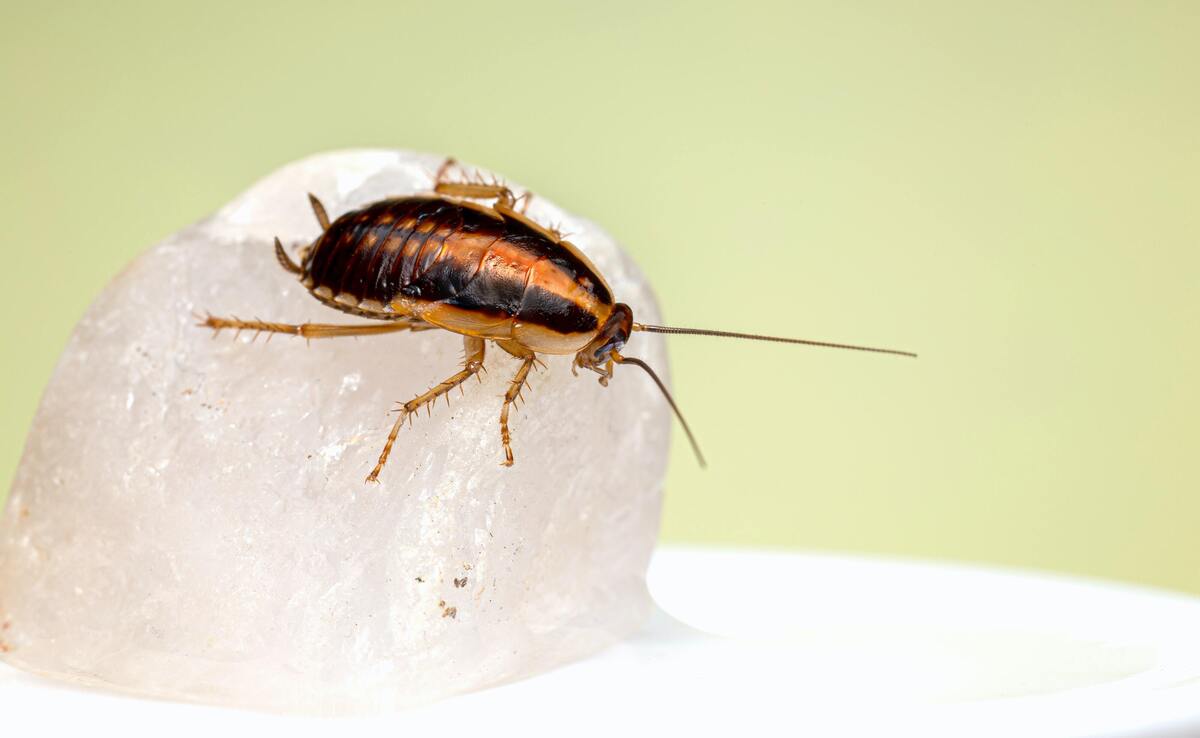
435,180,516,208
193,310,218,334
434,156,459,186
433,160,518,209
514,189,537,216
195,315,430,340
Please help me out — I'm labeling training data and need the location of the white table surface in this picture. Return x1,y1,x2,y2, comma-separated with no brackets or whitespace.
3,546,1199,737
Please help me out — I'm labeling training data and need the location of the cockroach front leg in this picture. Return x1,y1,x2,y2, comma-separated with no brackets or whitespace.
367,336,487,483
495,341,538,467
199,314,434,340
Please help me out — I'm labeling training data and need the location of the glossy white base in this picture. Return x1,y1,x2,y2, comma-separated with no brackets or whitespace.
3,547,1198,737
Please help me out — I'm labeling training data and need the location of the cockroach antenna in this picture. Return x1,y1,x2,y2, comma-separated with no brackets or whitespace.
617,325,914,468
631,323,918,358
612,353,707,468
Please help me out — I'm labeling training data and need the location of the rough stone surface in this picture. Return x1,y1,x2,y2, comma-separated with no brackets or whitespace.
0,150,670,713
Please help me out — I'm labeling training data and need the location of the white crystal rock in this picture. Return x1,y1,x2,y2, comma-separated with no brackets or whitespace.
0,150,671,713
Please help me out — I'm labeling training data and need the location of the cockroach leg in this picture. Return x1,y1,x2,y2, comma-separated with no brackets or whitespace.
434,157,517,207
435,156,536,220
366,336,486,483
495,341,537,466
514,189,535,215
199,314,432,340
434,157,458,186
435,181,517,209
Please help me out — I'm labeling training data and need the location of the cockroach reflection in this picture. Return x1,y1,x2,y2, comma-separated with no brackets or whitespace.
201,159,915,482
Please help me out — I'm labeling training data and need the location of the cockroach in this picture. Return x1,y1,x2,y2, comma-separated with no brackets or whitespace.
201,159,915,482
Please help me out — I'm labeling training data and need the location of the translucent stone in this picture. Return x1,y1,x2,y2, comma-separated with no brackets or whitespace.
0,150,670,713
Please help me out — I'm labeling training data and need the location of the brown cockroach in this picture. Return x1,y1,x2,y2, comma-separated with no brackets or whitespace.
201,159,915,482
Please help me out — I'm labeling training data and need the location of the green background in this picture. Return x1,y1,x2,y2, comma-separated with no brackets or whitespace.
2,2,1197,592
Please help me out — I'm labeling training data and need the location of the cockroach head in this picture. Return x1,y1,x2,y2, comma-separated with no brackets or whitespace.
576,302,633,371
